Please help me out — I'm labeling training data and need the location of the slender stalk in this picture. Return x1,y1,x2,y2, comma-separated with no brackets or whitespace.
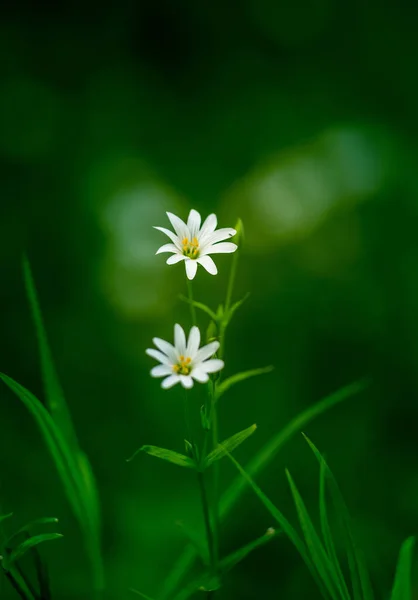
183,390,192,446
186,279,197,326
210,394,220,569
224,245,240,317
197,471,216,574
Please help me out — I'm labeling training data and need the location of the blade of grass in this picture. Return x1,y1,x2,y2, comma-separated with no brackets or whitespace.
390,537,415,600
130,588,158,600
318,460,351,600
7,534,63,567
303,434,374,600
7,518,59,546
215,368,274,402
286,469,339,599
219,527,279,573
160,379,369,599
203,424,257,468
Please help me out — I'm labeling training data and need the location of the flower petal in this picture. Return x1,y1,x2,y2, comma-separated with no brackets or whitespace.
153,226,181,248
194,340,220,363
185,259,198,280
156,243,178,255
203,242,238,255
196,255,217,275
203,228,236,246
187,209,201,237
200,358,224,374
191,368,209,383
187,326,200,357
151,365,173,377
152,338,177,362
167,212,189,240
146,348,171,365
180,375,194,389
161,374,181,389
174,323,186,355
199,213,217,240
167,254,186,265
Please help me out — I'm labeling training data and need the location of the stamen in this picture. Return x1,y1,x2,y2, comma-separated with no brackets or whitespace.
182,236,200,258
173,355,192,375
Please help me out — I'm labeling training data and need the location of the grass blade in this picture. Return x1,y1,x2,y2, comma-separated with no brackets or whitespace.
127,445,196,469
219,527,278,573
215,367,274,402
0,513,13,525
22,256,78,450
303,434,374,600
203,424,257,468
286,469,339,599
7,518,59,547
7,533,63,567
160,379,369,599
390,537,415,600
318,460,351,600
130,588,157,600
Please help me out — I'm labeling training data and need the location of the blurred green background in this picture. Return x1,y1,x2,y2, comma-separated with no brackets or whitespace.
1,0,418,598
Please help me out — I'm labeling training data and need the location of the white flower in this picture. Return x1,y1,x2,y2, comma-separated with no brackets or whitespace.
154,209,238,280
146,324,224,389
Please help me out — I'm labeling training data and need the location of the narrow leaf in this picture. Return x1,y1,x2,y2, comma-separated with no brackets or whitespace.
225,292,250,323
390,537,415,600
127,445,196,469
225,450,328,597
0,513,13,524
178,295,217,321
286,469,339,599
215,366,274,402
160,379,370,599
7,534,63,567
203,424,257,469
22,256,78,450
304,434,374,600
219,527,279,573
7,518,59,546
318,460,351,600
129,588,157,600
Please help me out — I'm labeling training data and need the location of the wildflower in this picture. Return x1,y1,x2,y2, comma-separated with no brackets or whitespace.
154,209,238,280
146,324,224,389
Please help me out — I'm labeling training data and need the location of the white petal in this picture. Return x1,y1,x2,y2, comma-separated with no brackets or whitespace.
151,365,173,377
199,213,217,240
161,374,181,389
156,243,178,255
174,323,186,355
187,326,200,357
185,259,198,280
196,255,217,275
203,228,236,246
146,348,171,365
202,242,238,255
194,340,220,363
191,368,209,383
153,226,181,248
180,375,194,389
200,358,224,374
187,209,201,236
166,212,189,240
152,338,177,362
167,254,186,265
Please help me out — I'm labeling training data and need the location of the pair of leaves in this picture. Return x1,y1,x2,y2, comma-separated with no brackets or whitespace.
0,257,104,591
128,424,257,471
179,291,250,332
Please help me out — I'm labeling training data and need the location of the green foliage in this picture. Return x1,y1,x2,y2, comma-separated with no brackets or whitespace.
202,424,257,468
127,445,196,469
390,537,415,600
214,367,274,402
6,533,63,568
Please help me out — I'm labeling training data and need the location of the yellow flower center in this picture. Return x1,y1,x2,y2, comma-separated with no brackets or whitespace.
173,355,192,375
182,236,200,259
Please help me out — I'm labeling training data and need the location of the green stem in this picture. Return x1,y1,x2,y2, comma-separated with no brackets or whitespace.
197,471,216,575
210,393,220,569
224,246,239,317
183,390,192,446
186,279,197,326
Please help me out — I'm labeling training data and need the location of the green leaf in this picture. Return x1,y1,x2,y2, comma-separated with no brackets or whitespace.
219,527,279,573
303,434,374,600
286,469,339,599
390,537,415,600
22,256,78,451
225,450,327,597
0,513,13,524
178,295,217,321
7,517,59,546
129,588,157,600
318,460,351,600
6,533,63,568
225,292,250,324
215,366,274,402
160,379,370,600
203,424,257,469
127,445,196,469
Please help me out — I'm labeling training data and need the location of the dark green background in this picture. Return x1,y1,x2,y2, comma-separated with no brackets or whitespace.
1,0,418,598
